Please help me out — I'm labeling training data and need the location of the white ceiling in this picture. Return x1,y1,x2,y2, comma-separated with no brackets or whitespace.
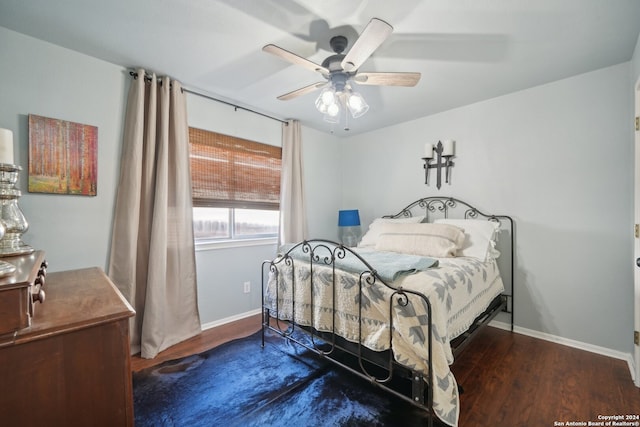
1,0,639,137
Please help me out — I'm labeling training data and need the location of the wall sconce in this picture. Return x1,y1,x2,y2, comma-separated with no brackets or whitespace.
338,209,361,247
422,140,455,189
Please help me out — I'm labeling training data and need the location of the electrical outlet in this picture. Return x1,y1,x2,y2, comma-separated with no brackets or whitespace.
243,281,251,294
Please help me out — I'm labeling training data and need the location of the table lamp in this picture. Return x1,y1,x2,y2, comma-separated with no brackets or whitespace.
338,209,361,247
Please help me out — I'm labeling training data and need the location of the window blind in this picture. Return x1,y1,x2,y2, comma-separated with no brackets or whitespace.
189,127,282,210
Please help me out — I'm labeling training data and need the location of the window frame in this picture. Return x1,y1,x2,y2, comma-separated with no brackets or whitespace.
189,127,281,248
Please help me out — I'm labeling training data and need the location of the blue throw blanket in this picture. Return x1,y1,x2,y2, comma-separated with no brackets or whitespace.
279,242,438,282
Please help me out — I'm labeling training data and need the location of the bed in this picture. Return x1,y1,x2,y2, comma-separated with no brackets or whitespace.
261,197,514,427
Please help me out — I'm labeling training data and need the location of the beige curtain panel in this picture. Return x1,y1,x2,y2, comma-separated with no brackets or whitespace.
279,119,307,244
109,69,201,359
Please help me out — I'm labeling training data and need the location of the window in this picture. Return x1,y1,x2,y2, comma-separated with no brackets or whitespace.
192,207,279,240
189,127,281,242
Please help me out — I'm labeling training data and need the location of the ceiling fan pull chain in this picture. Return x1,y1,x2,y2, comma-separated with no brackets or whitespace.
344,103,350,131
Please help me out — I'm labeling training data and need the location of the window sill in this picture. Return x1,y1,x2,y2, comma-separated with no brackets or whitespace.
195,237,278,251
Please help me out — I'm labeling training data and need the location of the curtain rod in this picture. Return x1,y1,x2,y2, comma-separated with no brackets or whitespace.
127,71,287,125
182,87,288,125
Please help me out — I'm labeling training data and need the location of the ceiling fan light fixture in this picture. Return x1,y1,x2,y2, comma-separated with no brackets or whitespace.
346,92,369,118
326,102,341,117
315,87,338,114
316,87,368,122
321,89,336,105
315,98,328,114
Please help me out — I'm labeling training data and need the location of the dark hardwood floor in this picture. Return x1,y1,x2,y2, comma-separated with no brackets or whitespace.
132,317,640,426
451,327,640,427
131,313,262,372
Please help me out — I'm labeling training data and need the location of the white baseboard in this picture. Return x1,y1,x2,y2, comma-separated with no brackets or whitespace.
201,308,262,331
489,320,636,384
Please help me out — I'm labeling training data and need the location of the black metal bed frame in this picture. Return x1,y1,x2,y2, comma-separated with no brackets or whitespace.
261,197,514,427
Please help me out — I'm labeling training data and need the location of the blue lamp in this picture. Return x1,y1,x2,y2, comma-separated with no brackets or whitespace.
338,209,361,247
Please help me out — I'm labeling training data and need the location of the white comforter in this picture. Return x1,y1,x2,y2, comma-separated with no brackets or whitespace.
265,247,504,427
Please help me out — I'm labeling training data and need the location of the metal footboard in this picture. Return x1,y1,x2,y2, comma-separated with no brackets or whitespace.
262,240,436,427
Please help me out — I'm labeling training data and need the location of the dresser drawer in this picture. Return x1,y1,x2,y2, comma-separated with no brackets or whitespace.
0,251,47,336
0,284,30,334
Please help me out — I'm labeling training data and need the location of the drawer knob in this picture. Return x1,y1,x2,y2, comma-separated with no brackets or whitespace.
32,289,45,304
35,275,45,287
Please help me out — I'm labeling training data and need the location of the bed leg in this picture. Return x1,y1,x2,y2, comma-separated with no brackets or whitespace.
411,373,425,405
412,373,435,427
261,309,269,348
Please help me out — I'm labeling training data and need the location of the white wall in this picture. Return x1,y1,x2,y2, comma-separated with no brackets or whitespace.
340,63,634,354
300,126,343,240
630,29,640,382
633,31,640,86
0,26,126,272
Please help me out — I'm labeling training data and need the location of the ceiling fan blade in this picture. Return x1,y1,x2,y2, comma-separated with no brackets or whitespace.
277,82,327,101
263,44,329,75
353,72,421,87
341,18,393,72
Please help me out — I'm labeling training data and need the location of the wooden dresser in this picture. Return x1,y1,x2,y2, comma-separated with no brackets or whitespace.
0,266,136,427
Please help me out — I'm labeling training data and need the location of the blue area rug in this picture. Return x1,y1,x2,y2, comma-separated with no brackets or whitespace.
133,330,438,426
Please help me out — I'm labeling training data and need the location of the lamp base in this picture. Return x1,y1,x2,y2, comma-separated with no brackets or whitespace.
0,163,33,257
0,260,16,277
0,233,34,256
339,226,361,248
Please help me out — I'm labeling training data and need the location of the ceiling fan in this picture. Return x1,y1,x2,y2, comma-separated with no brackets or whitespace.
263,18,421,123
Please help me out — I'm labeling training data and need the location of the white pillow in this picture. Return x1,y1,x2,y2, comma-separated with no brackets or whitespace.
434,219,500,261
375,223,466,258
358,215,425,247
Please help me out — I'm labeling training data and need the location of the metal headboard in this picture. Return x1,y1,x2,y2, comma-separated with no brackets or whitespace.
385,196,515,330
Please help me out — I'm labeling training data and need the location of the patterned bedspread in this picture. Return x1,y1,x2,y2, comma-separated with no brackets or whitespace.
264,245,504,427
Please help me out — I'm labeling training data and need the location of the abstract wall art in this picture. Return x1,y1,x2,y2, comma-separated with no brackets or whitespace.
28,114,97,196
